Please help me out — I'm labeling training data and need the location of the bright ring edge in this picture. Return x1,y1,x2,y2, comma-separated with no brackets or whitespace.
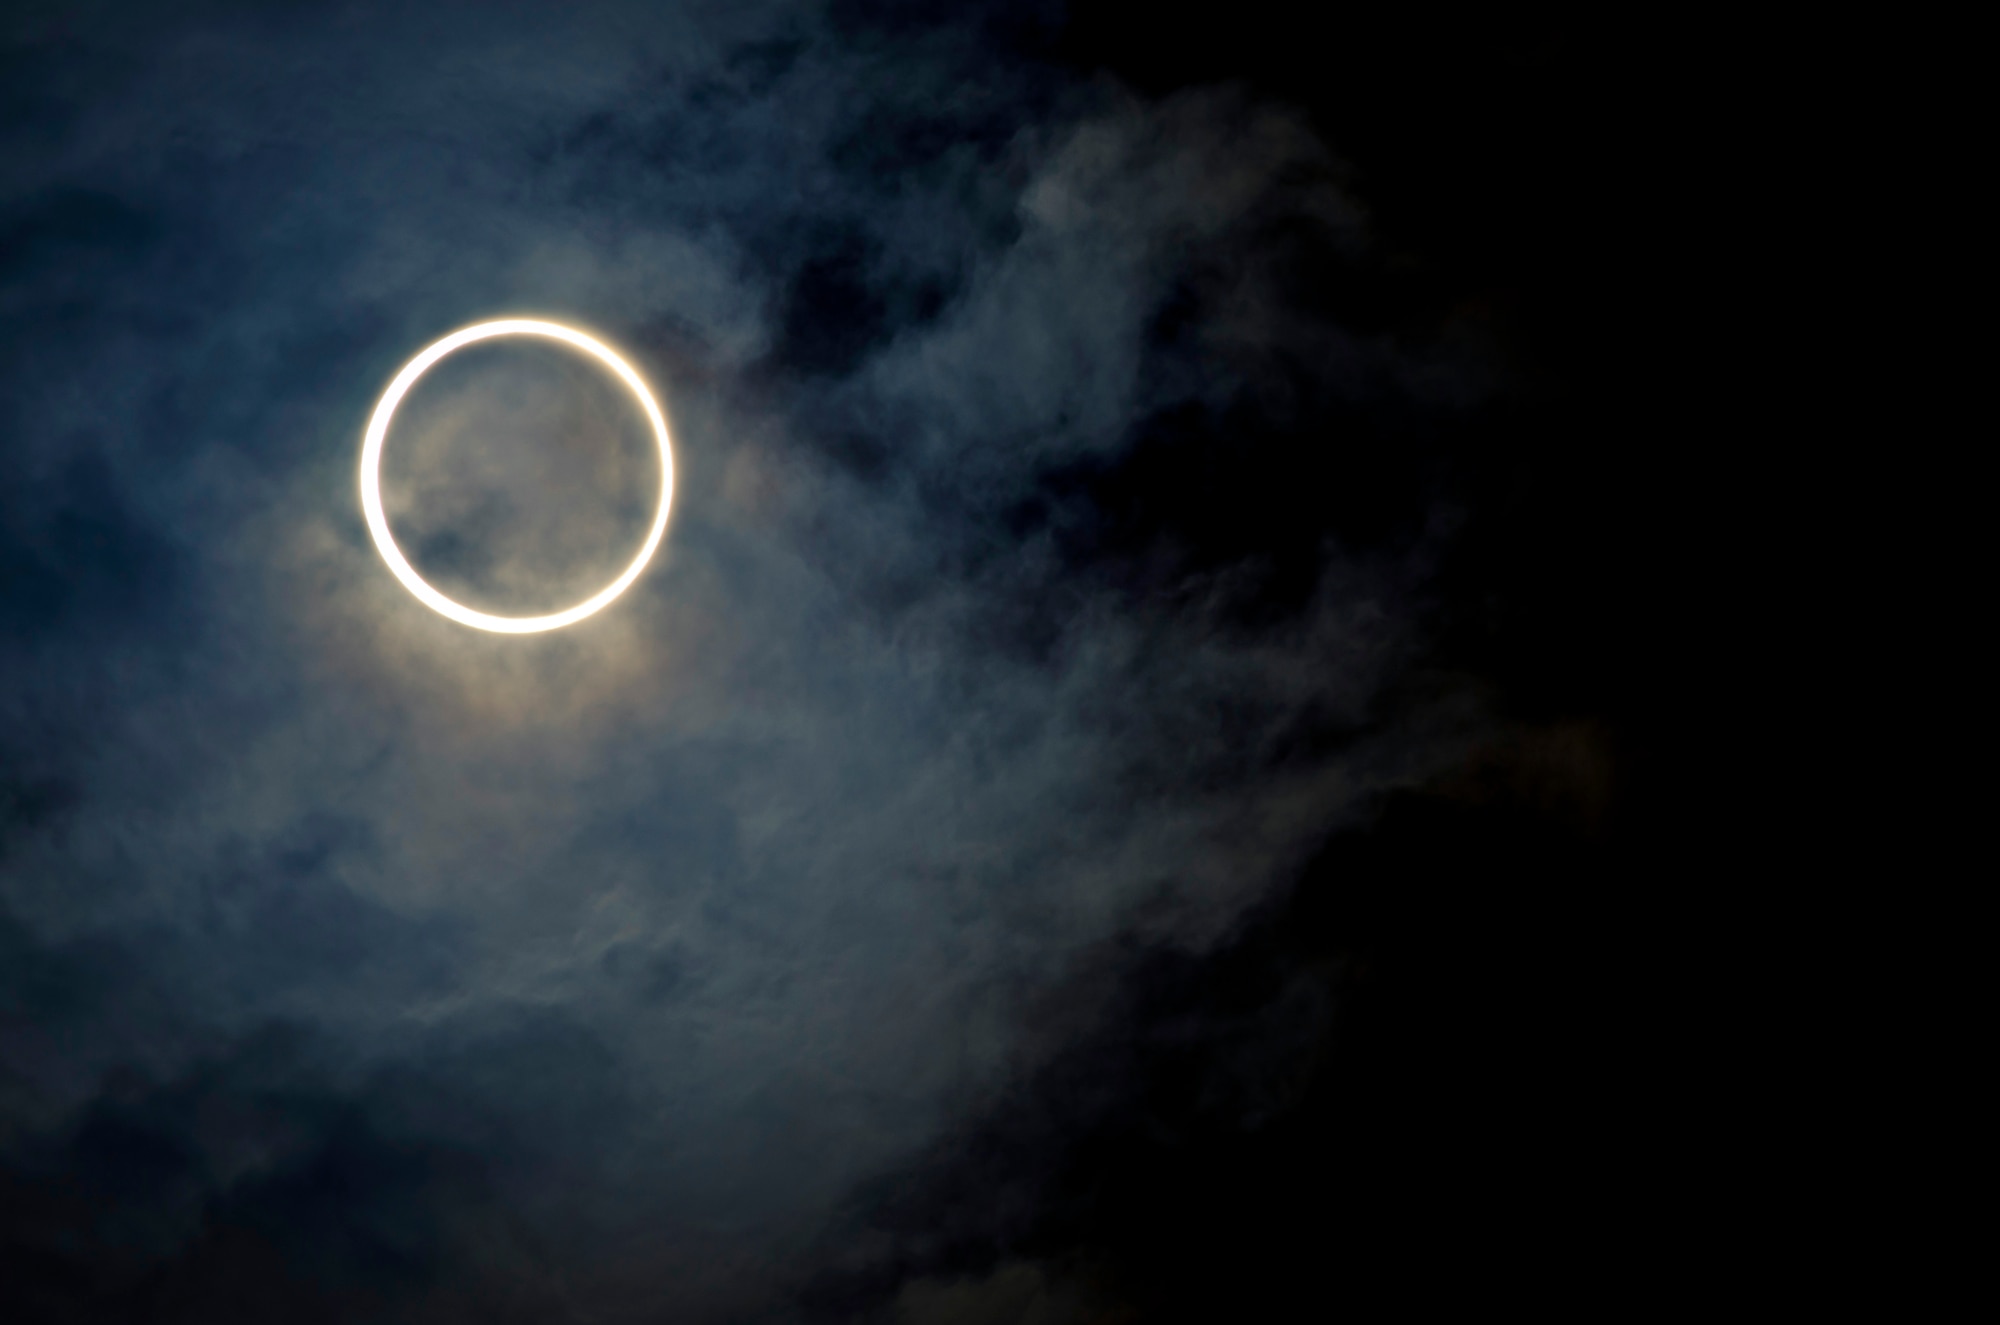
358,319,675,634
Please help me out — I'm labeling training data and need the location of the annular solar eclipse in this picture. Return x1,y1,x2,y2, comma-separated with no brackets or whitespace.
359,319,674,633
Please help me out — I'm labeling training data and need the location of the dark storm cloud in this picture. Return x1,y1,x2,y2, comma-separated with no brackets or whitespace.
1,2,1493,1320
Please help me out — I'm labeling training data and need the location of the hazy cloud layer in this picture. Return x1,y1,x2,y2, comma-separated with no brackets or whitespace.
2,3,1489,1319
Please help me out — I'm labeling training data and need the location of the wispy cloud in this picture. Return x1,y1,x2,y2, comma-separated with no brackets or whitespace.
0,3,1491,1319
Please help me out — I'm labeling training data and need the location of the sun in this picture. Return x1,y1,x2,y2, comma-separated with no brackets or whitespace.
358,319,674,633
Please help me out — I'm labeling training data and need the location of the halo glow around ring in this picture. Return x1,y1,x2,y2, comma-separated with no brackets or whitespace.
359,319,674,634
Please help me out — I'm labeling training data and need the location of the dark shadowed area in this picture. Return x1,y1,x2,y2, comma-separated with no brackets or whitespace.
1,2,1699,1321
381,336,663,617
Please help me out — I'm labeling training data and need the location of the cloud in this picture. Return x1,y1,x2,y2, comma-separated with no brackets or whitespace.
0,3,1492,1319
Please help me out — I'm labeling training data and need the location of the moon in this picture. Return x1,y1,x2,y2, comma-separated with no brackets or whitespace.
358,318,674,634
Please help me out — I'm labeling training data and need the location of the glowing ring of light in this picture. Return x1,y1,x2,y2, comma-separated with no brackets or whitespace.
359,318,674,634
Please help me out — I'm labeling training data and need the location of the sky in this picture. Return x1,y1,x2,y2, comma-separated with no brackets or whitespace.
1,4,1674,1321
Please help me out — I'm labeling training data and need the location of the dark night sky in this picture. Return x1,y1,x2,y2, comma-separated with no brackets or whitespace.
2,3,1707,1321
